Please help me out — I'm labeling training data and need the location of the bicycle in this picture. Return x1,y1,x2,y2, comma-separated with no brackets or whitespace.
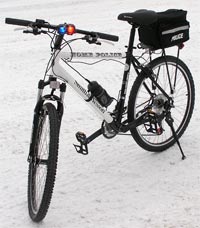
5,8,195,222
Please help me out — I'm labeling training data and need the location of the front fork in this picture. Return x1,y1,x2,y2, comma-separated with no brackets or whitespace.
37,78,66,116
27,78,66,162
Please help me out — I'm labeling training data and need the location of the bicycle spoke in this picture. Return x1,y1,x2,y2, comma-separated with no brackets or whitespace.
32,113,50,212
131,58,193,147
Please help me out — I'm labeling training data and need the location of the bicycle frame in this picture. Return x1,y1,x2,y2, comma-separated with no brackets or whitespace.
49,50,124,124
31,25,175,157
41,26,171,133
45,26,136,126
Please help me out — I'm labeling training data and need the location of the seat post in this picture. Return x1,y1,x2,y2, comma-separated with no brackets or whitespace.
116,25,136,122
127,25,136,56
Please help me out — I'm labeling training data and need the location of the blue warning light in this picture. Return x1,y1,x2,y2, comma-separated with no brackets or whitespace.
58,26,66,35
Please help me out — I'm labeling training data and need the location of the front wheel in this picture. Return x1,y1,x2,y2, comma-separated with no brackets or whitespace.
28,102,59,222
128,55,195,152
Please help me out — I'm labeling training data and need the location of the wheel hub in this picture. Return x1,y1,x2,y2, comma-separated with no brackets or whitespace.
152,94,168,115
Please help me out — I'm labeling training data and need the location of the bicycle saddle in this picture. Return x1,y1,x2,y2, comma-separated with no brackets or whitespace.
118,9,158,26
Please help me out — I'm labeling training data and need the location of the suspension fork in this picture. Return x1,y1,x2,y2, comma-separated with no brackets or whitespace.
37,78,66,117
28,78,66,161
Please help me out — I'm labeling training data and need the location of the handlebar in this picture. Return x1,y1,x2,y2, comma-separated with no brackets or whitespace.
5,17,119,42
5,18,33,27
76,29,118,42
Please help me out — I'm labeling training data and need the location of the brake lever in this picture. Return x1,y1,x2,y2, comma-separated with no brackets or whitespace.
14,27,24,31
23,27,47,35
83,35,101,45
23,27,41,35
95,40,101,45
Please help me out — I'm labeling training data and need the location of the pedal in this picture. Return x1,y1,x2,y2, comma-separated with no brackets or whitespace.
73,131,88,155
76,131,87,143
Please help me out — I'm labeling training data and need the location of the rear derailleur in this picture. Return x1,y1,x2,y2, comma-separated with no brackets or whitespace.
142,106,186,160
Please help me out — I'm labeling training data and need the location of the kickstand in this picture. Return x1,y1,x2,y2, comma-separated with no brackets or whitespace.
165,112,186,160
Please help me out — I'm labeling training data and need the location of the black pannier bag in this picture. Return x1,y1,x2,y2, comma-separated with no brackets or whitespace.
138,9,190,50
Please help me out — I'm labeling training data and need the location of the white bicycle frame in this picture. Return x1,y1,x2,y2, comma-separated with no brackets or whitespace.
49,50,125,124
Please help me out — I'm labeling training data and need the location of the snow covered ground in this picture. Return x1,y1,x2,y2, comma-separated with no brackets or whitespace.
0,0,200,227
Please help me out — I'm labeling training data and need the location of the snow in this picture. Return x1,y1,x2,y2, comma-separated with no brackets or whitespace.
0,0,200,227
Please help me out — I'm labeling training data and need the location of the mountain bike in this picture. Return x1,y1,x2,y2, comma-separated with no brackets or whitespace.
5,9,195,222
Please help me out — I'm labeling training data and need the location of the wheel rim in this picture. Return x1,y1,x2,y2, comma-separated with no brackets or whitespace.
30,111,50,214
134,61,192,147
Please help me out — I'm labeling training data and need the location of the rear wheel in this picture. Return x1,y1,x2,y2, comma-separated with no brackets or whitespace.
28,102,59,222
128,55,195,152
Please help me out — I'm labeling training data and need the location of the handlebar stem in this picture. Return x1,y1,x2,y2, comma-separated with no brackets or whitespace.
54,34,64,50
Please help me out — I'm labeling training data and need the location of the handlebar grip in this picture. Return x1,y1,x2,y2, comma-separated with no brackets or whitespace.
95,32,119,42
5,18,33,27
76,29,119,42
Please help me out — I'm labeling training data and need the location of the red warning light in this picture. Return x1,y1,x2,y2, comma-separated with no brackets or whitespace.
67,24,76,35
